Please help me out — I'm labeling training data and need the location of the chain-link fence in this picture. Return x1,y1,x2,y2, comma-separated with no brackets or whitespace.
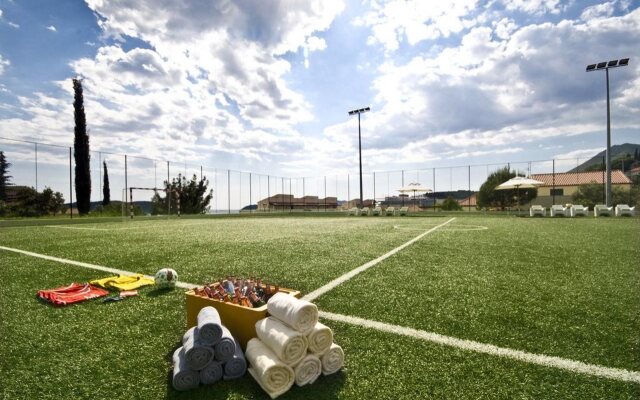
1,136,637,217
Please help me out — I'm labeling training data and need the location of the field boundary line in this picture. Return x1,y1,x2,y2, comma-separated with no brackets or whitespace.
302,217,456,302
319,311,640,384
0,245,196,289
3,243,639,383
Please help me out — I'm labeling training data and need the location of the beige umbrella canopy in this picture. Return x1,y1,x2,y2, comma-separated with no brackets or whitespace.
398,182,432,198
495,176,544,211
495,176,545,190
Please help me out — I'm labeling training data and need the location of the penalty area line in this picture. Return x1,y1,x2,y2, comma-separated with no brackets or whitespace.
302,217,455,302
0,245,196,289
319,311,640,384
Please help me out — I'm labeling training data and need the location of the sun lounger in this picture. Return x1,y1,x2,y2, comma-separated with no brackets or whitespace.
615,204,635,217
550,205,567,217
371,207,382,216
529,205,546,217
360,207,369,216
570,205,588,217
398,206,409,216
594,204,612,217
385,206,395,216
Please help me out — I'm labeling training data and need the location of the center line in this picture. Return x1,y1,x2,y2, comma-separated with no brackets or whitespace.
302,217,455,302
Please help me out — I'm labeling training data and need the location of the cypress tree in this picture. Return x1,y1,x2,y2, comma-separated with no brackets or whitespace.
72,78,91,214
102,161,111,206
0,151,12,201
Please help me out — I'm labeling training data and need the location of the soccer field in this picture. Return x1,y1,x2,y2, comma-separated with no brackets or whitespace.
1,215,638,399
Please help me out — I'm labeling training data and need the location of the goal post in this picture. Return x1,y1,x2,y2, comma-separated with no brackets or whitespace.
125,187,180,219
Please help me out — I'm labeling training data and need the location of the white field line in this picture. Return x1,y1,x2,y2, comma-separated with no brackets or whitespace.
1,244,638,383
319,311,640,384
42,225,130,231
0,245,196,289
302,217,456,302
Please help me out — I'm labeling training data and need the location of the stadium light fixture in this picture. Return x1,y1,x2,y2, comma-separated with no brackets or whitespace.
586,58,629,207
348,106,371,208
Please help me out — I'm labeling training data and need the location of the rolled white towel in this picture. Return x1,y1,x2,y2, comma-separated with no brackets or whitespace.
172,347,200,391
182,326,214,370
199,360,223,385
306,322,333,355
246,338,294,399
267,292,318,335
197,306,223,345
255,317,308,366
293,354,321,386
214,326,236,362
321,343,344,375
223,337,247,380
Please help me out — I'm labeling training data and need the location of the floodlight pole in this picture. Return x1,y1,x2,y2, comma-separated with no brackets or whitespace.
586,58,629,206
348,107,370,208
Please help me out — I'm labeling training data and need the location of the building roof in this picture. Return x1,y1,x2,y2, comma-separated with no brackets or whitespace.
530,170,631,186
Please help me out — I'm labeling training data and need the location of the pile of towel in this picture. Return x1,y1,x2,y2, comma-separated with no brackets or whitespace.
245,292,344,399
172,306,247,391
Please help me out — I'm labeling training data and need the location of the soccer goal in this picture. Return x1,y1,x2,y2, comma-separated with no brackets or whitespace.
122,187,180,219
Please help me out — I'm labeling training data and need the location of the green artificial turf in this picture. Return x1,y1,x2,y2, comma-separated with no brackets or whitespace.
314,217,640,371
1,215,638,399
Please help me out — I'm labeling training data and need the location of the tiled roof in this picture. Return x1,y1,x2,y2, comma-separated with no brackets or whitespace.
530,170,631,186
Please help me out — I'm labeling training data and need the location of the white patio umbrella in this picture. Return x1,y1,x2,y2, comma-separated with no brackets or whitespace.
398,182,432,208
495,176,544,212
398,182,432,198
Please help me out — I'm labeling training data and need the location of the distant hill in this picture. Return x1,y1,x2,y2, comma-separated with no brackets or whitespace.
569,143,640,172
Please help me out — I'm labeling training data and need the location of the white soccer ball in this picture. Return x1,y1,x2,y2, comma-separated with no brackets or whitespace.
155,268,178,288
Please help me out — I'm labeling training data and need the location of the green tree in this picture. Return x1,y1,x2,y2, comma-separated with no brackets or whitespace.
441,195,463,211
151,174,213,215
9,187,66,217
477,167,537,210
0,151,12,201
572,183,630,209
102,161,111,206
73,78,91,215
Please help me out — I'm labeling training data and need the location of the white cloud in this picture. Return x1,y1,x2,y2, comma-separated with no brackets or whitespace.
0,9,3,18
8,21,19,28
2,1,343,166
47,25,57,32
0,54,9,75
354,0,478,52
312,7,640,171
500,0,565,15
553,147,603,161
85,41,95,46
580,1,616,21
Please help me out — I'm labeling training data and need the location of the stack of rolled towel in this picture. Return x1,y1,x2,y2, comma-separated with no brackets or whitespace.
245,292,344,399
172,306,247,391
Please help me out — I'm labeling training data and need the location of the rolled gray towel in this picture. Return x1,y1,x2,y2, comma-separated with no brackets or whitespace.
199,360,223,385
182,326,214,370
214,326,236,362
223,337,247,380
197,306,223,345
172,347,200,391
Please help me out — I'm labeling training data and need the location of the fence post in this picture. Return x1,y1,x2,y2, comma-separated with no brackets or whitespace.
228,170,231,215
401,170,405,206
433,168,436,212
249,172,252,213
124,154,128,212
468,165,471,212
69,147,73,219
373,172,376,208
129,187,133,219
167,161,171,216
35,142,38,192
552,159,556,205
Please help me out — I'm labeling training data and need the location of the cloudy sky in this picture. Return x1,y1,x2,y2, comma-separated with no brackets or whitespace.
0,0,638,202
